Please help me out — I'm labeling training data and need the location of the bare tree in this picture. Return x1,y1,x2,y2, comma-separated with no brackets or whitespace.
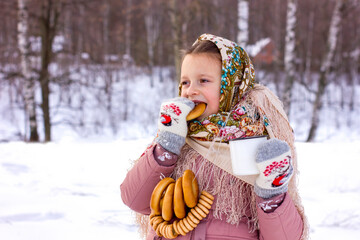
168,0,183,84
38,0,63,142
282,0,298,117
348,5,360,112
144,0,162,87
125,0,132,58
17,0,39,142
307,0,346,142
103,0,110,63
75,3,85,64
237,0,249,47
303,8,315,84
17,0,40,142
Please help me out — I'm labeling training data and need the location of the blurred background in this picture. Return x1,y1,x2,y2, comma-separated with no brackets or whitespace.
0,0,359,142
1,1,360,239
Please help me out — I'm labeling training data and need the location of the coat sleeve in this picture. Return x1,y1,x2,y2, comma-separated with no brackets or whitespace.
257,193,304,240
120,144,176,215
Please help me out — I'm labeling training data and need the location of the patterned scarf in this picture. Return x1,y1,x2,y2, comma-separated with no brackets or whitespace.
179,33,267,141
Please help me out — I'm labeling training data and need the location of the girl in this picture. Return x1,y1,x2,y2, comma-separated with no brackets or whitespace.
121,33,308,240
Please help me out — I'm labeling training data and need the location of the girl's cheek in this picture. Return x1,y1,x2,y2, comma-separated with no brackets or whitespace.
180,90,187,98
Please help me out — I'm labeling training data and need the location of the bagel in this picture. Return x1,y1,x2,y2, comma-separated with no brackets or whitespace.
175,220,187,236
178,219,190,234
167,224,178,239
182,170,199,208
150,177,175,215
200,194,214,205
197,202,210,215
186,103,206,121
194,206,207,218
162,182,175,221
199,199,211,210
190,208,204,221
174,177,186,219
153,217,164,232
185,214,198,228
156,221,167,237
187,211,200,224
159,221,167,232
201,190,214,201
198,198,212,210
149,212,156,219
160,195,165,208
172,220,180,236
149,215,155,226
150,215,162,226
183,217,195,232
160,222,169,238
164,224,171,239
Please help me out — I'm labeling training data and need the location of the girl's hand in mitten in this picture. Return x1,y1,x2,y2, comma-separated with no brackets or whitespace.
254,139,293,199
155,97,194,155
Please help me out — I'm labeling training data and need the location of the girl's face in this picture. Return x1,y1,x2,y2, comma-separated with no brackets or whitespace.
180,53,221,120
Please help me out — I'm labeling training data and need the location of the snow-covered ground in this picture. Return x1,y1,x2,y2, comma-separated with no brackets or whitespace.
1,138,359,239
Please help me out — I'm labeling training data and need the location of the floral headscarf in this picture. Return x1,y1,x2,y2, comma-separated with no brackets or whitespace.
180,33,267,141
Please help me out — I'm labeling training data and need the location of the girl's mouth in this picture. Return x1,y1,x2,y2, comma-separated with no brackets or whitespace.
192,100,206,106
186,101,207,121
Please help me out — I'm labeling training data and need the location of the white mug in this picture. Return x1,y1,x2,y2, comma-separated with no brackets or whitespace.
229,135,268,176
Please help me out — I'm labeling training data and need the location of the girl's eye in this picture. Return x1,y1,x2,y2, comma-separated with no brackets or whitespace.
200,78,209,83
181,81,189,86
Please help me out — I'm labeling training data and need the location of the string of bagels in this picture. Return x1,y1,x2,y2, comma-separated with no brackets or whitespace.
150,104,214,239
150,169,214,239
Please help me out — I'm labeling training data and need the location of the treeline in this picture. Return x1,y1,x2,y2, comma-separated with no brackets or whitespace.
0,0,359,142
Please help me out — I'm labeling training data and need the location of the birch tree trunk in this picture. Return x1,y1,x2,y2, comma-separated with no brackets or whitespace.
237,0,249,47
272,0,283,96
283,0,297,117
307,0,345,142
17,0,39,142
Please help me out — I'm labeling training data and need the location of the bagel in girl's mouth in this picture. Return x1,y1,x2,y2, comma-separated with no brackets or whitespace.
186,103,206,121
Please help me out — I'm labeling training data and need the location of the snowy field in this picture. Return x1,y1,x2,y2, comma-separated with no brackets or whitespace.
1,137,360,239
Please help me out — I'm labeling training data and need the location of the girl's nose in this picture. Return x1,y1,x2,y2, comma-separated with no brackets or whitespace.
187,82,199,96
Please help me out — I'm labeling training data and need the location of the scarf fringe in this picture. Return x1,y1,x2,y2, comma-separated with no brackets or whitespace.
135,213,149,239
248,84,310,240
173,145,259,232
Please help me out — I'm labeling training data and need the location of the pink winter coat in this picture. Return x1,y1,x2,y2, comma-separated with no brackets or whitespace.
120,144,303,240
